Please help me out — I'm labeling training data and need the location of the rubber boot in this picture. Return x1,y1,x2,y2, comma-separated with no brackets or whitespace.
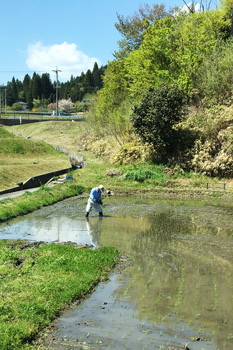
85,212,89,217
99,212,103,217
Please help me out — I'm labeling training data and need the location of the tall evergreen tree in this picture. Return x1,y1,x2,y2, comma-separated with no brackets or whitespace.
6,77,18,106
83,69,94,94
31,72,42,99
23,74,31,96
23,74,32,109
15,79,23,100
41,73,54,99
11,77,18,103
92,62,103,91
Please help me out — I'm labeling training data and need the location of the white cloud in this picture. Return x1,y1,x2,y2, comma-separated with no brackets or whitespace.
173,2,201,16
180,2,201,13
26,42,101,81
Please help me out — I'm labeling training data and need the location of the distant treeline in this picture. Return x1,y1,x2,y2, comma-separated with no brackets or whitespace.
4,62,106,109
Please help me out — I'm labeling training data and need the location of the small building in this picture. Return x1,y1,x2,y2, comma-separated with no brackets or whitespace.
83,99,94,103
17,102,27,111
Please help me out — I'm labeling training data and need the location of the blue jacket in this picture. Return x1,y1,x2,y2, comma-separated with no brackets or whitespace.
90,187,102,203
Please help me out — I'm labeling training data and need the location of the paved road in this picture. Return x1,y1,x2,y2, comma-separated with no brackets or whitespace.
0,187,40,201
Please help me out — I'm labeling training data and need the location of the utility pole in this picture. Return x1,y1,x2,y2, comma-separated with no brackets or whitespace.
52,67,61,116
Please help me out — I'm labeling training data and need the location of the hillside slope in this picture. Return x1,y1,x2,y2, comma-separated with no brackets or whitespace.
0,126,70,191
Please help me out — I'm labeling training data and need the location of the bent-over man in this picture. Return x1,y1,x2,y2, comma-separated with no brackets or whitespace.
85,185,104,217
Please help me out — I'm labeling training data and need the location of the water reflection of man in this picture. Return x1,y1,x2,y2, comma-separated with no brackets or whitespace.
85,217,103,248
85,185,104,217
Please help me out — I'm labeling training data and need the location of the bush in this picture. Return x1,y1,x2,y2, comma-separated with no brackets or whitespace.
123,168,154,182
121,163,168,183
113,140,153,165
11,103,23,111
131,84,185,161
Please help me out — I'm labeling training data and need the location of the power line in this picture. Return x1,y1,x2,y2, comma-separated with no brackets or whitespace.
0,70,47,73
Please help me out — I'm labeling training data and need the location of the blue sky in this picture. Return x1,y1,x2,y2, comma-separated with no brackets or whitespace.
0,0,218,85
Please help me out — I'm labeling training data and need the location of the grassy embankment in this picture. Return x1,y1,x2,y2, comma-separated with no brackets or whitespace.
0,240,119,350
0,126,70,191
0,125,87,221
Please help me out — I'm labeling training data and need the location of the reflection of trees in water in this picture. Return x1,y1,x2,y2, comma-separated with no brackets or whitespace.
131,211,192,270
119,211,233,350
141,210,192,240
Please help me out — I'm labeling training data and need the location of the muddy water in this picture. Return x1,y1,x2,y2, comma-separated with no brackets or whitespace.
1,196,233,350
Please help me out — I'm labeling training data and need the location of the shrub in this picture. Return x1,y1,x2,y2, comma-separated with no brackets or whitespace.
113,140,154,165
121,163,168,183
131,84,185,161
123,168,154,182
11,103,23,111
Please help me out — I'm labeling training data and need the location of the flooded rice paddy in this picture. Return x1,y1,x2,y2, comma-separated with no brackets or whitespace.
1,195,233,350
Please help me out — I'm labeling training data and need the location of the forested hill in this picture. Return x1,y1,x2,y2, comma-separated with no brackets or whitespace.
85,2,233,178
5,62,106,110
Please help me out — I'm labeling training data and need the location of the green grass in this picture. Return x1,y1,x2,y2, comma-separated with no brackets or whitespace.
0,183,85,222
0,127,59,154
0,138,59,154
0,240,119,349
0,127,70,191
0,127,15,138
117,162,205,185
4,120,86,153
121,163,168,183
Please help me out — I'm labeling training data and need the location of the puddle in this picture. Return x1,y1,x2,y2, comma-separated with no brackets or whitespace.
1,196,233,349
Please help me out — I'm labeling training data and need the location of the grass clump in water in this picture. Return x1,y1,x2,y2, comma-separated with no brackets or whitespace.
0,240,119,349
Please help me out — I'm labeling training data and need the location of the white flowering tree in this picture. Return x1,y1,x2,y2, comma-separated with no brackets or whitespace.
58,99,74,113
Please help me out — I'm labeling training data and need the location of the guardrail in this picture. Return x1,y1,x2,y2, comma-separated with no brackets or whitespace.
206,183,226,190
0,116,85,126
0,111,84,117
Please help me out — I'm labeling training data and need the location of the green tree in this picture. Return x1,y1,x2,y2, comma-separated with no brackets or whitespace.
193,38,233,104
6,78,18,106
83,69,94,94
114,3,168,58
131,84,185,160
23,75,33,109
92,62,103,91
31,72,42,99
41,73,54,99
219,0,233,35
23,74,31,99
126,10,230,97
88,60,130,143
16,79,23,100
